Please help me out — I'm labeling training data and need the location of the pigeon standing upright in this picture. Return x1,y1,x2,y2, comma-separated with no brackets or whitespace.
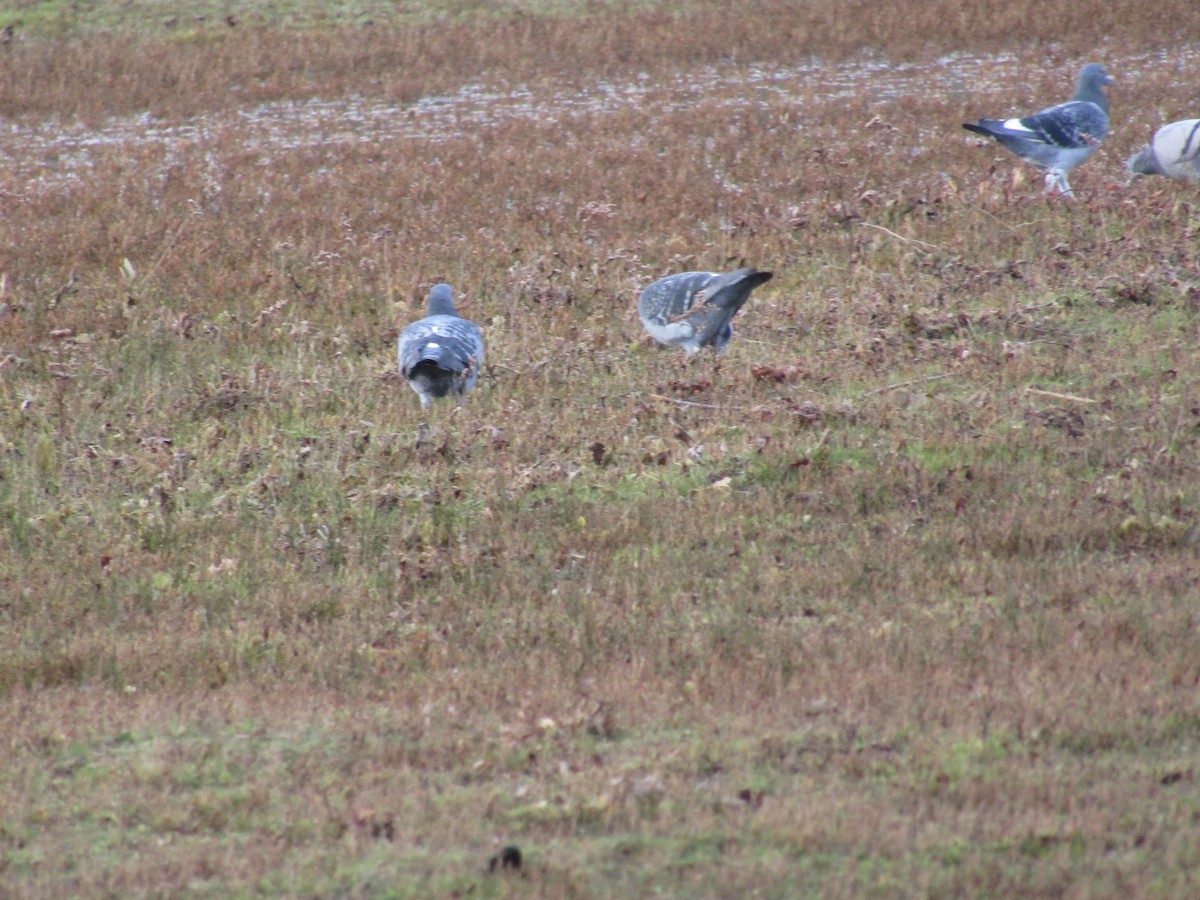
963,63,1113,198
398,283,485,408
637,267,773,354
1127,119,1200,181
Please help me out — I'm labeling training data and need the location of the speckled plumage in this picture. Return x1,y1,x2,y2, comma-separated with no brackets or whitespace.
637,268,773,355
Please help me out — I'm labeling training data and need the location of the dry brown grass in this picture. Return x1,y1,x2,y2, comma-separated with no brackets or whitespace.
3,0,1200,120
2,0,1200,895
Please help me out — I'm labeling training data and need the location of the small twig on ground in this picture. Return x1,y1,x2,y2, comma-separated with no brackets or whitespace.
859,222,941,253
973,205,1040,233
1011,337,1073,348
859,372,953,398
50,270,79,308
643,392,745,411
1025,387,1097,404
145,217,192,282
489,360,549,376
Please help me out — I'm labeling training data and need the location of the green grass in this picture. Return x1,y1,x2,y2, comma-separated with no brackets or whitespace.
3,0,1200,895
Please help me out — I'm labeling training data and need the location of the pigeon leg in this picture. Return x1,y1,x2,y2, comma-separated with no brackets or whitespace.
1044,169,1074,198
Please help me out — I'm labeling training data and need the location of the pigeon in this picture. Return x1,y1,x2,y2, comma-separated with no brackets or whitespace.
963,63,1113,198
638,267,773,354
397,283,485,408
1127,119,1200,181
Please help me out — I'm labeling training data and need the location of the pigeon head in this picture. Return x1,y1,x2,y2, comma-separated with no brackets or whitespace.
1075,63,1113,113
1079,63,1113,87
427,283,458,316
1126,146,1162,179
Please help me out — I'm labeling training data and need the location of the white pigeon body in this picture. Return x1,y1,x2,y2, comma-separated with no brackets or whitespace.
963,63,1113,197
637,268,773,354
398,283,485,408
1127,119,1200,180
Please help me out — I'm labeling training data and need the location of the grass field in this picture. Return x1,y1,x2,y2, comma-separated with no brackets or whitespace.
3,0,1200,895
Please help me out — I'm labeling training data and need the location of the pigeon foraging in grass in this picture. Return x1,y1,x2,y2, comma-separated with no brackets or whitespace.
963,63,1113,198
638,267,773,354
1127,119,1200,181
398,283,485,408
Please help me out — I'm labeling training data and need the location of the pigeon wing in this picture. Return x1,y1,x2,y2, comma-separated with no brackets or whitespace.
1017,100,1109,150
638,269,772,352
968,101,1108,153
638,272,721,349
638,272,717,323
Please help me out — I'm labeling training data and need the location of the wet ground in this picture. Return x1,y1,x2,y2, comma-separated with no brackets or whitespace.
0,46,1193,194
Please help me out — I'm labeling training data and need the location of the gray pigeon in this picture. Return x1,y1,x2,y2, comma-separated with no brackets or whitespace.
963,63,1113,198
1127,119,1200,181
398,283,485,408
638,268,773,354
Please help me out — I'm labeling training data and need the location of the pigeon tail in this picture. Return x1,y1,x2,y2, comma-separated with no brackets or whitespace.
408,342,473,378
704,268,775,310
962,121,996,139
403,347,479,408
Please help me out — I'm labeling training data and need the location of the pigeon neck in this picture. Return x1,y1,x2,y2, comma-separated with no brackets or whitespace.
1075,83,1109,115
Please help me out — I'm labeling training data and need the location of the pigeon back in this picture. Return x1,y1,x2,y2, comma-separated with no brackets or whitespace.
398,284,485,408
1128,119,1200,180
